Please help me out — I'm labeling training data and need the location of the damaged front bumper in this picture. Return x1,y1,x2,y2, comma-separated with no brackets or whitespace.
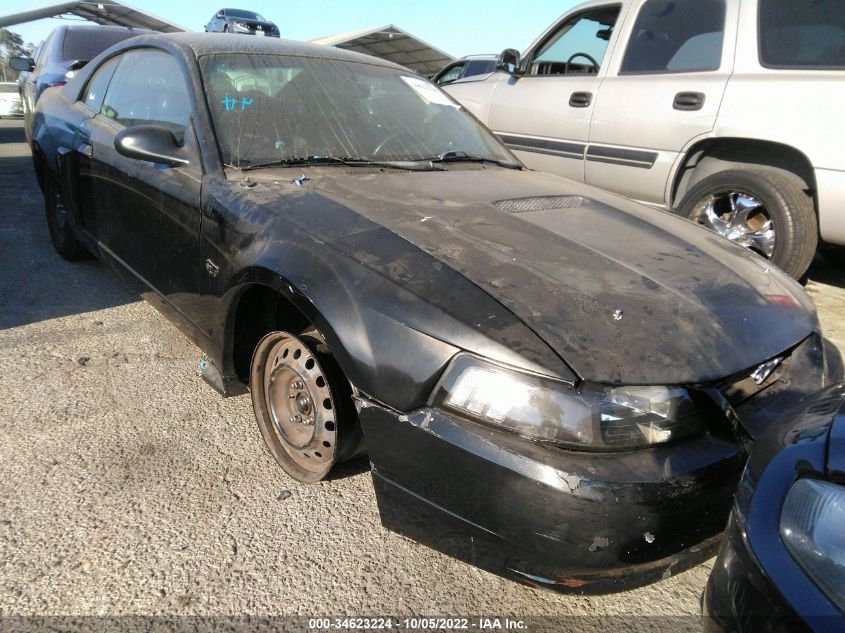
358,401,741,594
356,333,842,594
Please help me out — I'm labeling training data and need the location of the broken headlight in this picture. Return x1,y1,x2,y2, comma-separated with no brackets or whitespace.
431,355,704,450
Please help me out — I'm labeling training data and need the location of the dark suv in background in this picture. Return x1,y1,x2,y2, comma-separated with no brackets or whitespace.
11,25,150,144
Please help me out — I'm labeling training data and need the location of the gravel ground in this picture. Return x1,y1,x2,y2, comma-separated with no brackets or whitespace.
1,118,842,631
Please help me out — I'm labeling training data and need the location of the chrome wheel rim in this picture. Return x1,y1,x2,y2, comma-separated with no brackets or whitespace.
262,334,337,475
693,191,775,258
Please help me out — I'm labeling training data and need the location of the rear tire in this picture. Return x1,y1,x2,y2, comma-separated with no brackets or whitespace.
44,173,89,260
677,168,817,279
250,328,364,483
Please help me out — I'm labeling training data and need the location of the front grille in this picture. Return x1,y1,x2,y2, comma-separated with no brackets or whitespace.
493,195,585,213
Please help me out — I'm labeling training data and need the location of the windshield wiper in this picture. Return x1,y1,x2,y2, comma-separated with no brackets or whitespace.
425,150,521,169
240,156,444,172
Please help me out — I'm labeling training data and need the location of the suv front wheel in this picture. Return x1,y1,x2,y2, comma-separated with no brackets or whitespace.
677,167,817,280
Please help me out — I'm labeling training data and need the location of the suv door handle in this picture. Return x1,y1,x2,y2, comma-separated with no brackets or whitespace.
569,91,593,108
673,92,705,111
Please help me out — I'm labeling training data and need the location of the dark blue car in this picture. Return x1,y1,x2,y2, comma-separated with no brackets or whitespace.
11,25,149,144
705,383,845,633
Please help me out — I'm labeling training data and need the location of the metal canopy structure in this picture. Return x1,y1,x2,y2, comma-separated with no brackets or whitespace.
310,25,453,76
0,0,186,33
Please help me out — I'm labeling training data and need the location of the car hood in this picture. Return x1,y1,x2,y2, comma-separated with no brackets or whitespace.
257,167,817,385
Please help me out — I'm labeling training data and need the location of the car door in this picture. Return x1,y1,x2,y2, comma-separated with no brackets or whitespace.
484,4,625,182
85,48,203,319
586,0,738,205
55,54,121,247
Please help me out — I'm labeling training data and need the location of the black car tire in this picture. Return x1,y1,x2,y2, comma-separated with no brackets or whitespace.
677,168,818,280
223,25,229,33
250,328,364,483
44,174,89,260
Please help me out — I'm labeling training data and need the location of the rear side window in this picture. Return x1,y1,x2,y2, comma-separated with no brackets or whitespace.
435,63,465,85
61,29,140,63
101,50,192,143
621,0,726,74
759,0,845,69
81,56,119,111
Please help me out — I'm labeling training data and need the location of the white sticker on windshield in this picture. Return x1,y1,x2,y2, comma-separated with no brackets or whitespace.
400,76,459,107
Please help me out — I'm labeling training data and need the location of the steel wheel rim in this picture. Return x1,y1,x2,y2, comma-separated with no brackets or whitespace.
262,334,337,475
692,190,775,258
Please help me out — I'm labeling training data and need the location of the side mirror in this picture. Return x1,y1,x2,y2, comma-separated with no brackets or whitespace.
496,48,522,75
217,11,224,18
10,56,35,72
114,125,189,167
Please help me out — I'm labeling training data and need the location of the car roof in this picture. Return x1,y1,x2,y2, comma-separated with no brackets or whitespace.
57,24,152,34
119,32,409,71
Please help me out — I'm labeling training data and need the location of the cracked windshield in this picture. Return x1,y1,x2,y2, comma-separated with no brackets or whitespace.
199,54,514,169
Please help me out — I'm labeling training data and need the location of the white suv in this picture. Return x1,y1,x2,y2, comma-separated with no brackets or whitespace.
445,0,845,279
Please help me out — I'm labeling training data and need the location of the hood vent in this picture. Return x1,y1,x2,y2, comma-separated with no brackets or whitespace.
493,195,586,214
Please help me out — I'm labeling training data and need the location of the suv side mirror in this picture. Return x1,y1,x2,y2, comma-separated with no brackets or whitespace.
115,125,189,167
217,11,224,18
10,56,35,72
496,49,522,75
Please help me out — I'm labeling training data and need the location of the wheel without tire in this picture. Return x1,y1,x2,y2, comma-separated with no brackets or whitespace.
44,174,89,260
250,328,364,483
676,168,818,279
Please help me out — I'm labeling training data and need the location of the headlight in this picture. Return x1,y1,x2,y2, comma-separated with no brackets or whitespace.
780,479,845,612
232,21,251,33
430,355,705,450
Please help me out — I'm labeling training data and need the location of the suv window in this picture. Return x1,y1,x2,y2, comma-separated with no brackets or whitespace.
759,0,845,69
621,0,726,74
101,50,192,143
81,56,119,112
61,28,141,63
464,59,496,77
529,6,620,76
435,62,465,85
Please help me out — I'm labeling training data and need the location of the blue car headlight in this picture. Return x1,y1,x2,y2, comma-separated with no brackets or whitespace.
431,354,704,450
232,21,251,33
780,479,845,612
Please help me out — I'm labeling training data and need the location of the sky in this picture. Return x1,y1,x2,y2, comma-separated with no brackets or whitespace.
6,0,581,59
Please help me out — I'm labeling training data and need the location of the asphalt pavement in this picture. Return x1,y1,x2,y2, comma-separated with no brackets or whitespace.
1,118,843,631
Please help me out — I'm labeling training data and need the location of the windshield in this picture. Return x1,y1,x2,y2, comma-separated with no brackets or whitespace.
226,9,266,21
199,53,515,168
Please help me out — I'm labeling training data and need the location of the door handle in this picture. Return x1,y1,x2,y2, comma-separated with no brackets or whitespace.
673,92,705,111
569,91,593,108
78,143,93,158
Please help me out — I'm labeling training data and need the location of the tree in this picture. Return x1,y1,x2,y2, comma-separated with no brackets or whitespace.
0,28,35,82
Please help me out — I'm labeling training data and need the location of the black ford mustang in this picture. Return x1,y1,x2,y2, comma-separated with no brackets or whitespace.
30,33,843,594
